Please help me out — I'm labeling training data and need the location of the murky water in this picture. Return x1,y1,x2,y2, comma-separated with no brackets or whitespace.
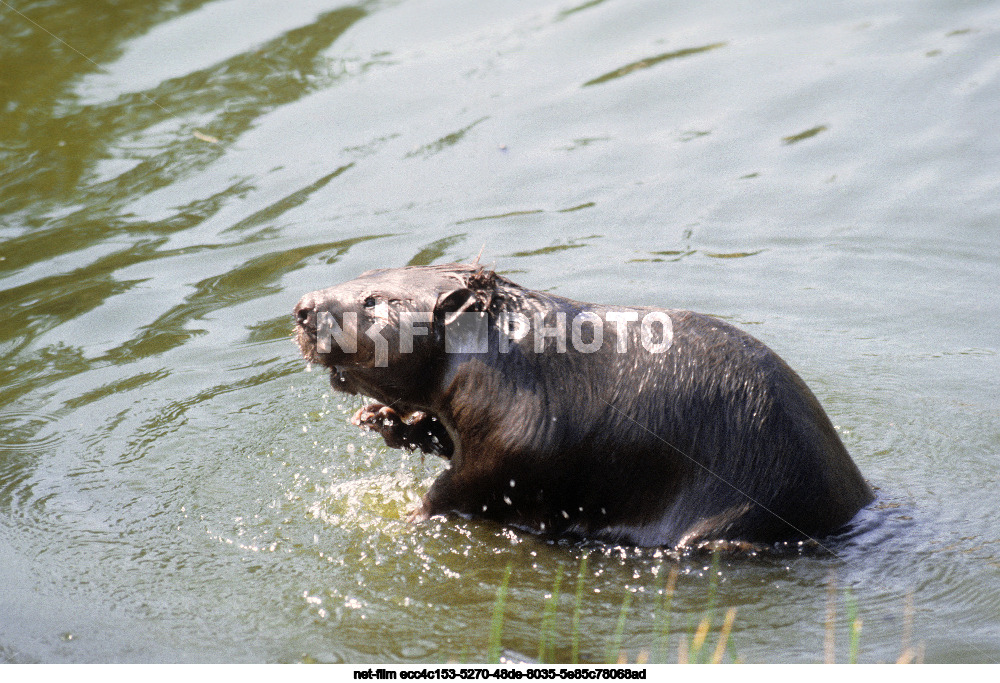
2,0,999,664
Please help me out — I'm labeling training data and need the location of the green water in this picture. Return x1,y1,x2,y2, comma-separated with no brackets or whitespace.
2,0,999,663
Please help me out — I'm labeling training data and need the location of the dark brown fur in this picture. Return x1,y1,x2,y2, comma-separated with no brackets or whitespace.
294,264,873,549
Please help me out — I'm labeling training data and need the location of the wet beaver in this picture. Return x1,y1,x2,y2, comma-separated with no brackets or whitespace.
294,263,873,550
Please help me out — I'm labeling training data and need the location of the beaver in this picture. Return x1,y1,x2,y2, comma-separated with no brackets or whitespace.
293,263,873,550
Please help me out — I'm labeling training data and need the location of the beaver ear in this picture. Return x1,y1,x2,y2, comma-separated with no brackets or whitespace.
435,288,481,325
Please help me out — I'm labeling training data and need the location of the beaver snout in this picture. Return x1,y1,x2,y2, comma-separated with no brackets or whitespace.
293,290,366,367
294,291,344,334
293,293,319,330
293,292,330,362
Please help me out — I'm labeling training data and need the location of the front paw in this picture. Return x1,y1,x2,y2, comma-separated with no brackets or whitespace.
351,403,396,429
351,403,409,448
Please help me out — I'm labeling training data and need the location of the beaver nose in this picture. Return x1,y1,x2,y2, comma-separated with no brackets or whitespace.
294,294,316,328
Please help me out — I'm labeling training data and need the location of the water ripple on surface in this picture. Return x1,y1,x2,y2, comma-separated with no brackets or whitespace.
0,409,66,455
583,42,727,87
0,410,76,540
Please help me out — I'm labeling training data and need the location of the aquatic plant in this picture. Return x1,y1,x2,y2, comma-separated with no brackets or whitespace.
483,553,921,664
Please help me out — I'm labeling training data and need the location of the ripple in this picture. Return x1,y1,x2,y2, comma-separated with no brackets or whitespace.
73,0,363,105
583,42,727,87
0,409,66,454
0,419,63,539
782,124,829,145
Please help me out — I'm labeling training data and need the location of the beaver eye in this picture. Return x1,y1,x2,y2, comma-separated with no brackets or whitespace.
363,295,378,308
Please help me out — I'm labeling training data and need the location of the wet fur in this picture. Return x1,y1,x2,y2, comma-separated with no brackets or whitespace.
294,264,873,549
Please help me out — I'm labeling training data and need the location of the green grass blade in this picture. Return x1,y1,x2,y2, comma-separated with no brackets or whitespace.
846,587,861,664
538,569,563,663
656,566,679,663
488,564,513,664
571,553,588,664
608,590,633,663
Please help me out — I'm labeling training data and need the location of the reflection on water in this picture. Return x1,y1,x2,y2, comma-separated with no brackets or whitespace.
581,41,727,87
2,0,1000,664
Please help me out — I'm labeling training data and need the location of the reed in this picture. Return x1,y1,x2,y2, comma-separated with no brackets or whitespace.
482,554,919,664
487,563,513,664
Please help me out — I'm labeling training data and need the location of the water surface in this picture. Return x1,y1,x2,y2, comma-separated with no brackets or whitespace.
2,0,999,663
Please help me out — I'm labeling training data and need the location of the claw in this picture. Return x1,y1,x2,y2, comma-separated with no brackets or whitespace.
351,403,394,427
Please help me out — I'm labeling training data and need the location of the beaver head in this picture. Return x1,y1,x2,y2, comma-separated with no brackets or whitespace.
293,263,503,410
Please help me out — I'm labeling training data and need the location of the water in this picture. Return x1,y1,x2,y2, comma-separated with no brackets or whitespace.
2,0,999,664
